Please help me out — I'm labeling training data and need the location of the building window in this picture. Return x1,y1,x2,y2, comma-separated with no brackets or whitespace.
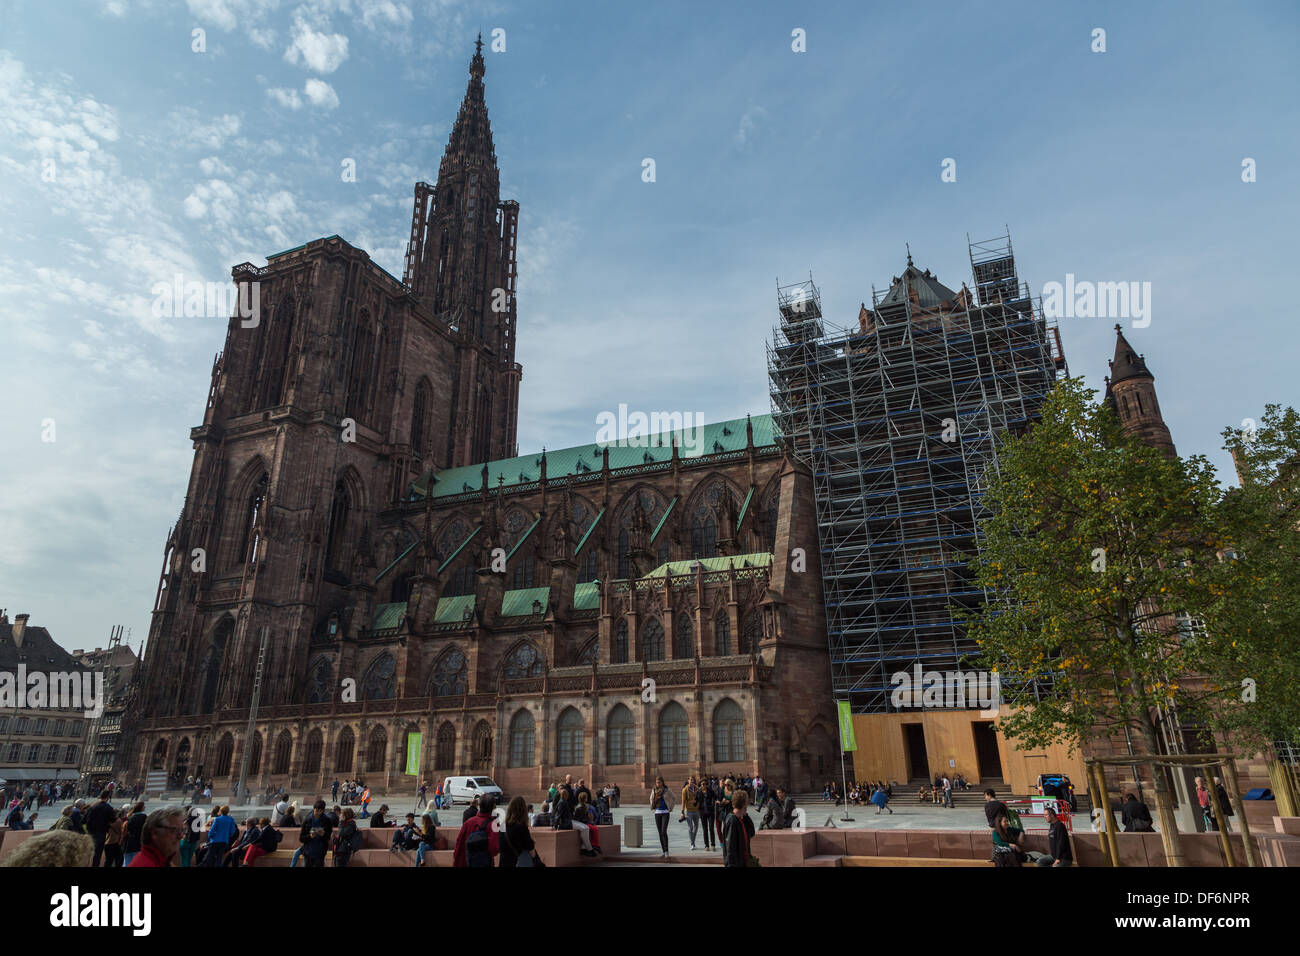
27,745,40,761
325,479,351,571
435,722,456,769
502,643,544,680
363,653,397,700
741,608,762,654
33,718,47,734
675,613,694,658
691,512,717,559
578,548,599,583
335,727,354,774
214,734,234,777
0,717,7,733
511,552,535,590
658,702,689,763
714,699,745,762
614,620,628,664
641,618,665,661
239,474,269,566
248,732,262,776
714,610,731,655
617,528,630,579
445,564,475,596
15,717,28,733
51,719,63,736
64,745,77,763
304,730,323,774
430,648,468,697
606,705,635,765
273,731,293,775
6,744,18,762
508,709,535,767
45,744,59,762
366,726,387,774
556,707,584,765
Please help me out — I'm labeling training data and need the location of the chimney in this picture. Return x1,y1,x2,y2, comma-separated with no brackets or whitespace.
12,613,30,645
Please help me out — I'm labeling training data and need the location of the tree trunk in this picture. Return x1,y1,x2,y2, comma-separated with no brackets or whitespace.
1135,708,1185,867
1266,755,1299,817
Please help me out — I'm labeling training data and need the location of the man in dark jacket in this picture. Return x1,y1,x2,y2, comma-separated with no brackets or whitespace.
984,789,1008,828
299,800,334,867
697,782,716,850
552,787,574,830
779,788,798,829
462,795,480,823
759,792,785,831
721,791,755,867
1041,806,1074,866
85,790,117,867
1120,793,1154,832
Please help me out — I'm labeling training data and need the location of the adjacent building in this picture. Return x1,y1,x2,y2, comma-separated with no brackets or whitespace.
72,631,140,791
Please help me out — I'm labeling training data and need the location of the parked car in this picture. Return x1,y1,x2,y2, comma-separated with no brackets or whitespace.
442,775,504,806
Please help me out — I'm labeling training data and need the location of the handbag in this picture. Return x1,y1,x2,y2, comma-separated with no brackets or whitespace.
501,825,539,867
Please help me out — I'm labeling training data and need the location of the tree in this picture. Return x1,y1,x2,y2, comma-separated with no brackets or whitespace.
967,378,1225,865
1196,406,1300,813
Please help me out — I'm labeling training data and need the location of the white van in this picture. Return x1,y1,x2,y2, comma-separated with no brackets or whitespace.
442,775,504,805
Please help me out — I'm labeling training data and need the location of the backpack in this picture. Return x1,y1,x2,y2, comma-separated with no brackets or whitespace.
465,819,493,867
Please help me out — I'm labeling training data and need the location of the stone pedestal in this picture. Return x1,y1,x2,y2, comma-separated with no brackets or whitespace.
624,814,643,848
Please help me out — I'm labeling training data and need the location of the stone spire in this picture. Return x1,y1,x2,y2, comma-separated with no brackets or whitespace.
1105,325,1176,457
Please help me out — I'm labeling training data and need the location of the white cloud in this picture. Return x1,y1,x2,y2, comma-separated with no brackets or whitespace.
169,109,242,149
303,77,339,109
267,86,303,109
199,155,236,177
735,104,767,149
284,16,350,73
183,193,208,217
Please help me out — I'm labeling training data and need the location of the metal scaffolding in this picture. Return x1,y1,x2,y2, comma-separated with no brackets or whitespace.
767,235,1068,713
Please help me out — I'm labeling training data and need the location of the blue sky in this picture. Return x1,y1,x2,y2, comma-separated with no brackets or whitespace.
1,0,1297,653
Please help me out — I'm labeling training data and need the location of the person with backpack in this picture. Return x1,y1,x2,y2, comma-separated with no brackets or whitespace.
681,777,702,849
333,808,361,867
721,790,755,867
122,801,148,866
299,800,334,867
453,794,499,867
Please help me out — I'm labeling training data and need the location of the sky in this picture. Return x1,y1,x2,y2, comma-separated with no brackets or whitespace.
1,0,1297,655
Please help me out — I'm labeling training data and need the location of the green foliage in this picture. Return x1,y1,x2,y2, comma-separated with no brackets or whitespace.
967,378,1226,752
1194,405,1300,752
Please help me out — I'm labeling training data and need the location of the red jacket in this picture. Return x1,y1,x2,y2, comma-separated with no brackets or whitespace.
127,844,169,867
453,812,499,867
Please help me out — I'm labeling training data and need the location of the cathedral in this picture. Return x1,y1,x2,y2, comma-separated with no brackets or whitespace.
130,40,840,797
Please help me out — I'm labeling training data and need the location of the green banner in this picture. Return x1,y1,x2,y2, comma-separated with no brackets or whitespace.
837,700,856,752
405,732,422,776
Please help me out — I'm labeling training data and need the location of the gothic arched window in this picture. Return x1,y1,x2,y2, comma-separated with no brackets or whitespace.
714,609,731,656
411,379,429,457
325,479,350,571
214,733,234,777
508,709,535,767
658,702,689,763
335,727,354,774
304,729,323,774
607,705,635,765
556,707,583,765
248,731,262,776
260,298,293,409
346,312,375,415
617,528,630,579
691,511,717,559
307,656,333,704
435,722,456,769
511,551,535,590
200,619,233,715
714,698,745,762
363,653,396,700
430,648,467,697
578,548,599,583
273,730,293,775
502,643,544,680
675,612,694,658
446,564,475,596
614,620,629,664
239,474,268,568
641,618,665,661
741,608,762,654
366,725,387,773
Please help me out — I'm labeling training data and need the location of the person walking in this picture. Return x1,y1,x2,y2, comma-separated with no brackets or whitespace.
650,776,674,858
360,784,372,819
122,801,148,867
1195,777,1217,832
103,807,127,867
697,777,717,851
331,779,340,802
870,785,893,815
84,790,116,866
942,775,953,809
681,777,702,850
1120,793,1154,832
721,790,755,867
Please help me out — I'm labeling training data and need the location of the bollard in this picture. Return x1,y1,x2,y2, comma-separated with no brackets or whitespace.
624,813,643,848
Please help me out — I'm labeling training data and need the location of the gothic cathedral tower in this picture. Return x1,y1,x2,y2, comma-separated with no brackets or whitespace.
404,34,521,467
133,41,522,765
1105,324,1176,456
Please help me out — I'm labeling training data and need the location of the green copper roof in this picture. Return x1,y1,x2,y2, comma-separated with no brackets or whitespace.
501,586,550,617
643,552,773,578
436,594,475,624
412,413,774,500
372,602,406,630
574,581,599,611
